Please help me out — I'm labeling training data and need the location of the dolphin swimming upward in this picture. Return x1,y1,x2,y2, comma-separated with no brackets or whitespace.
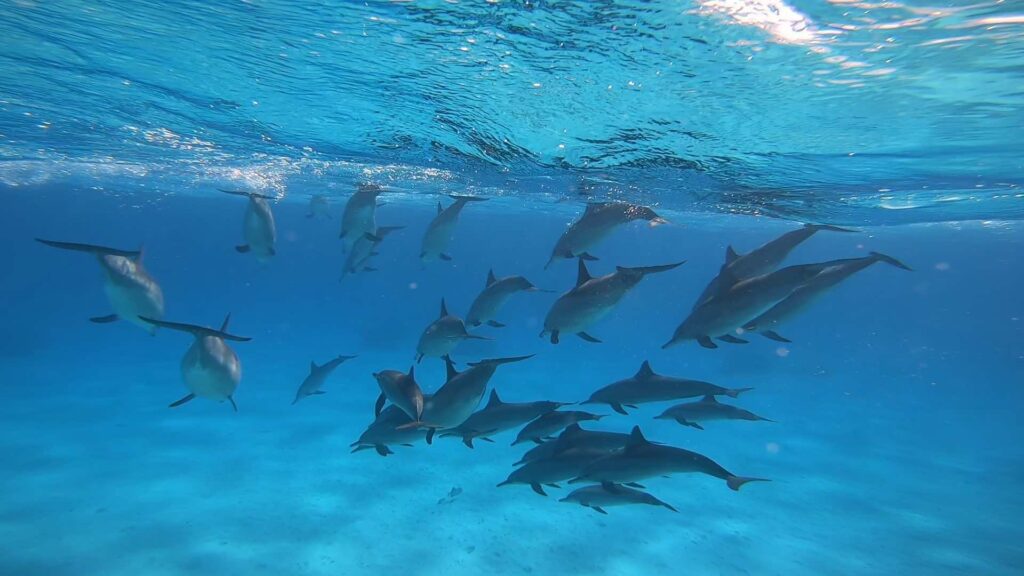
372,365,425,420
292,354,357,405
306,194,331,219
340,225,404,279
542,258,684,344
339,183,384,253
546,202,668,268
220,189,277,262
35,238,165,333
466,269,546,328
420,195,486,263
139,314,251,411
416,298,489,362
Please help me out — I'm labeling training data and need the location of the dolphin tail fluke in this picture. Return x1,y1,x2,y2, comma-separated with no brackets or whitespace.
760,330,792,343
467,354,534,367
227,396,238,412
138,316,252,342
806,223,858,233
618,260,686,276
169,393,196,408
725,387,755,398
726,476,771,491
869,251,913,271
35,238,141,259
89,314,119,324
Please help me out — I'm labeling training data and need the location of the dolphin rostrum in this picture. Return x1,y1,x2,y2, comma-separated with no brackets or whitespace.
350,401,431,457
139,314,251,411
511,410,606,445
546,202,668,268
220,189,277,261
415,298,490,363
570,426,769,491
35,239,165,333
559,482,678,514
655,395,774,430
582,360,753,415
341,226,404,279
292,354,357,405
372,365,425,421
542,258,684,344
339,183,384,253
437,390,565,448
306,194,331,219
466,269,546,328
420,195,486,263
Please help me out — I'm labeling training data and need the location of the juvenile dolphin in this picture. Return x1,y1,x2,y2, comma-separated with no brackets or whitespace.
466,269,546,328
292,354,357,405
664,261,833,349
306,194,331,219
372,365,424,420
546,202,668,268
693,223,856,308
497,447,611,496
339,183,384,253
341,226,404,279
139,314,250,411
655,395,773,430
350,401,430,456
514,423,637,466
35,239,165,333
542,258,684,344
560,482,678,514
420,195,486,262
400,355,533,443
570,426,769,491
582,360,753,415
438,390,565,448
416,298,490,362
742,251,912,342
512,410,606,445
221,189,277,261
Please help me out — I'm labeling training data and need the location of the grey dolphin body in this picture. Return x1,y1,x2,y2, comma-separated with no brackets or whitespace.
497,447,611,496
420,195,486,263
339,183,384,253
306,195,331,219
372,366,424,420
514,423,635,466
401,355,533,443
466,269,544,328
582,360,753,415
546,202,668,268
655,395,773,430
350,401,431,456
542,258,685,344
560,483,678,514
139,315,251,411
415,298,489,362
512,410,606,445
35,239,165,333
341,226,404,279
693,224,857,309
742,251,912,342
221,189,277,262
570,426,769,491
663,261,833,349
292,354,357,405
438,390,565,448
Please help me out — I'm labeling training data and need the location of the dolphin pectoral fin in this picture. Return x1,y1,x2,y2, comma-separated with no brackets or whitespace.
577,332,602,343
550,330,560,344
415,353,424,364
312,390,326,395
228,396,238,412
440,253,453,261
530,483,547,497
363,232,383,242
718,334,749,344
89,314,119,324
761,330,792,343
487,320,506,328
611,403,629,415
531,438,544,445
678,419,704,430
374,393,386,417
697,335,718,349
481,437,495,443
623,482,645,489
624,404,638,409
426,428,436,445
465,333,492,341
592,506,608,515
463,437,475,449
169,393,196,408
235,244,251,253
268,247,276,256
400,443,414,447
375,445,394,457
545,483,561,489
726,476,771,491
578,252,599,261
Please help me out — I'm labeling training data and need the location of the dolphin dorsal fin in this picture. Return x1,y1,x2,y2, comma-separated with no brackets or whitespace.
486,269,497,287
702,394,718,403
486,389,502,408
443,355,458,381
310,360,318,372
635,360,655,380
436,202,443,215
407,365,416,382
576,258,593,287
559,423,583,439
625,426,650,452
725,245,740,264
220,314,231,332
439,298,449,318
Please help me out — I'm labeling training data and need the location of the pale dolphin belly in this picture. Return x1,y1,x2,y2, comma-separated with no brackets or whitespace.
180,337,241,400
99,255,164,331
244,198,276,260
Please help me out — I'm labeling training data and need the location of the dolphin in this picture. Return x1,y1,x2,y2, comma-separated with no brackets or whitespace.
306,194,331,219
514,423,637,466
663,261,834,349
292,354,357,405
438,390,565,448
466,269,546,328
512,410,605,446
693,223,857,309
339,183,384,253
220,189,277,261
570,426,769,491
340,226,404,279
545,202,668,268
350,401,430,456
542,258,685,344
497,447,612,496
399,355,533,443
742,251,912,342
582,360,753,415
372,365,424,420
420,195,487,263
35,239,165,333
139,314,250,411
655,395,774,430
415,298,490,363
559,482,678,514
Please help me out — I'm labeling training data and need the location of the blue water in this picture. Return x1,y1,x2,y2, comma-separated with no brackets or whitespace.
2,1,1023,575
